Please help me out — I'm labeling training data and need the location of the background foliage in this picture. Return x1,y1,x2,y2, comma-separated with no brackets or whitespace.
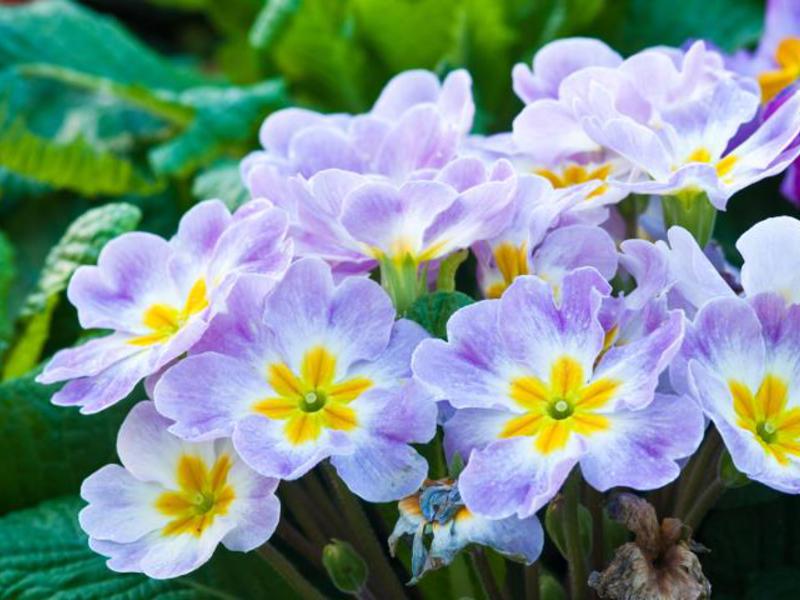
0,0,797,598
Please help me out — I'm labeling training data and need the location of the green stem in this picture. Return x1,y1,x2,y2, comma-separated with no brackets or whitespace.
585,485,605,570
321,463,408,600
470,548,507,600
279,482,329,547
257,544,327,600
673,428,722,519
524,563,541,600
562,470,589,600
683,478,726,531
661,190,717,248
302,471,348,537
276,519,323,568
379,254,424,316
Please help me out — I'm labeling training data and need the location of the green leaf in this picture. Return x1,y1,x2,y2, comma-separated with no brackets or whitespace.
545,498,593,561
353,0,464,72
0,495,296,598
0,232,15,341
192,160,250,209
406,291,475,339
0,0,203,90
273,0,370,111
436,249,468,293
540,570,567,600
3,203,141,380
249,0,303,51
0,370,132,513
149,79,288,177
0,117,163,198
590,0,763,55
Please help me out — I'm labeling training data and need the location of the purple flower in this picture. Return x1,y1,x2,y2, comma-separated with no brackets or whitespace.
80,401,280,579
37,200,292,414
155,258,437,502
242,69,474,195
676,294,800,493
412,269,701,519
472,175,618,298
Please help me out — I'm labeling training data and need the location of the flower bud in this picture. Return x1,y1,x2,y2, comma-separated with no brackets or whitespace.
322,539,368,594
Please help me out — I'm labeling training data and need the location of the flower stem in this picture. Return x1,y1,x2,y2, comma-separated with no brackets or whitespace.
276,519,323,568
469,548,507,600
683,478,726,531
585,484,606,570
524,562,541,600
661,190,717,248
673,427,722,519
321,462,408,600
562,469,589,600
257,544,327,600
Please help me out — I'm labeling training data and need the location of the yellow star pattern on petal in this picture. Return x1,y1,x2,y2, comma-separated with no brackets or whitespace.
730,374,800,466
500,355,618,454
253,346,371,445
758,37,800,103
155,453,236,537
129,279,209,346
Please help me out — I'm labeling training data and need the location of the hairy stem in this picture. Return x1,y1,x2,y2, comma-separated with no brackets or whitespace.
257,544,327,600
321,463,408,600
524,562,541,600
563,470,589,600
673,428,722,519
683,478,726,531
470,548,507,600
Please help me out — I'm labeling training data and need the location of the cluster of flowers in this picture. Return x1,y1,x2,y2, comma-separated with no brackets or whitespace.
40,0,800,581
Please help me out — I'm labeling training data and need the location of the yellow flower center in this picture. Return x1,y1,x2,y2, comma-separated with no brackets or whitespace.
499,355,618,454
730,374,800,465
535,163,612,200
155,453,236,537
486,242,529,299
758,37,800,103
684,148,738,181
253,346,372,445
129,278,209,346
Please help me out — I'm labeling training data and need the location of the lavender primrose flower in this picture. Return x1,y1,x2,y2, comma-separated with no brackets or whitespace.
389,479,543,583
676,295,800,493
155,258,437,502
412,269,703,519
80,402,280,579
37,200,292,413
241,69,474,197
472,174,618,299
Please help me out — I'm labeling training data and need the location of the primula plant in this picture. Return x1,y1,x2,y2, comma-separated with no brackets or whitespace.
4,1,800,599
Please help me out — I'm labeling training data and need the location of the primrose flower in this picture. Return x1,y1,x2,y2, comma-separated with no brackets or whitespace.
412,269,703,519
677,294,800,493
472,175,618,299
388,479,543,582
37,200,292,414
563,46,800,208
155,258,437,502
242,69,474,194
80,402,280,579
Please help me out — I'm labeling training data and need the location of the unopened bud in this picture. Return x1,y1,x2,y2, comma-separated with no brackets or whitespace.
322,539,368,594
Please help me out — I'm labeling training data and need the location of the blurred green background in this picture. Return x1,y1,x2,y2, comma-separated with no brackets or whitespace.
0,1,798,598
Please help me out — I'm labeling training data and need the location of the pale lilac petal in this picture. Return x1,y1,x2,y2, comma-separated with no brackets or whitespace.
459,437,581,519
37,333,142,383
455,512,544,564
664,226,734,309
258,107,330,155
170,200,231,262
737,216,800,303
619,239,671,310
357,318,428,383
221,478,281,552
289,126,366,176
532,225,618,285
579,393,704,491
371,70,441,118
331,439,428,502
351,381,437,446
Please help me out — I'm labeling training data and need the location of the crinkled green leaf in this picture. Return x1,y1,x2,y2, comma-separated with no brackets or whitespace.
406,291,474,340
0,370,132,513
3,203,141,380
0,496,296,598
0,0,203,90
149,79,288,177
0,118,163,198
192,160,250,209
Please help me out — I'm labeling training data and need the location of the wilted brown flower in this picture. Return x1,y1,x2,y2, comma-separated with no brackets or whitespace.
589,493,711,600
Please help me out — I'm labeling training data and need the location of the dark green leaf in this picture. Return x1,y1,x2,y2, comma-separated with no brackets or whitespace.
0,232,15,341
0,495,296,598
544,498,593,561
406,291,475,339
0,370,132,513
0,0,204,90
3,203,141,379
